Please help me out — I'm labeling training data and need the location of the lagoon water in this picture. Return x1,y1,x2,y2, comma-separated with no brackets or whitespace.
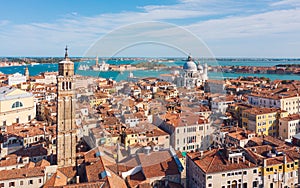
1,60,300,81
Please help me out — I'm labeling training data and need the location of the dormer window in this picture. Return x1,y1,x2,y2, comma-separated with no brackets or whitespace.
12,101,23,109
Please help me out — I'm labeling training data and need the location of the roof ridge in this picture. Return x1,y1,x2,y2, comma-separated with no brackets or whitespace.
206,151,218,172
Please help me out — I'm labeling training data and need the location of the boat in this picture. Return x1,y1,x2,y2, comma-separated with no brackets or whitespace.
78,64,90,71
30,62,40,66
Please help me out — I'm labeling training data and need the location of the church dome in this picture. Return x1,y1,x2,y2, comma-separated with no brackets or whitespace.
183,56,197,71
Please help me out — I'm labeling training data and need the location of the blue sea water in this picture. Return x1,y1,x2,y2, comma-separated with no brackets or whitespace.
1,60,300,81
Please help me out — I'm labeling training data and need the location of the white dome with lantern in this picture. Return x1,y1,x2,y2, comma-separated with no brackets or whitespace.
183,56,197,71
175,55,208,88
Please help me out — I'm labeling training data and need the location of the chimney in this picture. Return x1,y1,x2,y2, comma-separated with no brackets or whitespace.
263,158,267,167
76,176,80,184
144,146,151,155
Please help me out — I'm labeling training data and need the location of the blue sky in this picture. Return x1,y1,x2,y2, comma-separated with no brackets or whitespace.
0,0,299,57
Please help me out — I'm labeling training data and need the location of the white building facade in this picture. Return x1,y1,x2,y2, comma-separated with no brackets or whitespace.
8,73,26,86
175,56,208,88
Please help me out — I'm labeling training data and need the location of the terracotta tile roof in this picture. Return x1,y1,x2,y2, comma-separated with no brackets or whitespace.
243,107,280,115
43,172,57,187
249,89,300,100
85,159,106,182
59,181,106,188
13,144,48,157
125,123,168,137
35,159,50,167
163,112,205,127
0,154,19,167
187,148,256,174
6,122,46,138
280,114,300,121
137,151,180,178
0,166,45,181
265,156,288,166
226,129,255,141
117,156,139,172
106,168,127,188
58,166,77,179
43,170,68,188
126,171,147,188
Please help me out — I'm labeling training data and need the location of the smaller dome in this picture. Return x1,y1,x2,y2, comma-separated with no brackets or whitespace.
183,56,197,71
197,63,203,70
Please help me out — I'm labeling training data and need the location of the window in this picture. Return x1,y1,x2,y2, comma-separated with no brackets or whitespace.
0,183,4,188
208,183,212,187
243,171,247,175
207,176,212,179
2,121,6,126
38,179,42,183
253,169,257,173
29,180,33,184
20,181,23,185
253,181,258,187
12,101,23,109
9,182,15,187
16,118,19,124
28,115,31,121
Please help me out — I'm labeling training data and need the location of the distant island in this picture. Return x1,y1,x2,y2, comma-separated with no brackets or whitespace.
134,62,167,69
1,57,300,65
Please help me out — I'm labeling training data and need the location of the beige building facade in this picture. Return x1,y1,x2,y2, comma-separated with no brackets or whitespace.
279,114,300,140
0,86,35,126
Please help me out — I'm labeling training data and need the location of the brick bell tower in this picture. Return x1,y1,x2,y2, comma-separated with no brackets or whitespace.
56,46,77,167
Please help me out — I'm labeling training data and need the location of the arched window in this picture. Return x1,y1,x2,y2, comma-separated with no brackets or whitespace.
12,101,23,109
62,82,65,90
69,82,72,90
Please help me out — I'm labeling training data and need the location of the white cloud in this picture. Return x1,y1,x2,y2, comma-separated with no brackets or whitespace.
0,20,10,26
187,8,300,39
271,0,300,7
0,0,299,57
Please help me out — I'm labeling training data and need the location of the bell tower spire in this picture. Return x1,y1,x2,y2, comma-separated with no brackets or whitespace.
64,45,69,59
